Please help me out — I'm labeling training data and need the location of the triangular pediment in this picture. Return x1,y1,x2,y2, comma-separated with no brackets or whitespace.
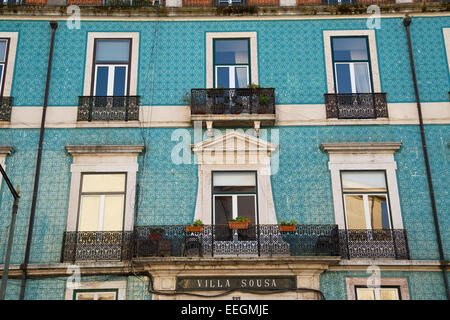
192,131,277,153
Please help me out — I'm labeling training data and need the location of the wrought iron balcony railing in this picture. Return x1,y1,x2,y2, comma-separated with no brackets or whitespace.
77,96,140,122
339,229,409,260
61,231,134,262
0,97,13,122
324,92,388,119
190,88,275,115
60,227,410,262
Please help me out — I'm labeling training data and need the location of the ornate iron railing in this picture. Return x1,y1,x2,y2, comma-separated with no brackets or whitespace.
77,96,140,122
324,93,388,119
133,224,340,258
190,88,275,115
0,97,13,122
61,231,134,262
339,229,409,260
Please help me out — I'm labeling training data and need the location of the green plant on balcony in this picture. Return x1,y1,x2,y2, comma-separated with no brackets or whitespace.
279,220,297,232
228,217,250,230
186,219,204,232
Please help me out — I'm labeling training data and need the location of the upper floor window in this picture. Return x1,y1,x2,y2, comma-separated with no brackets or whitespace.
78,173,126,232
355,286,400,300
0,39,9,95
214,39,250,88
331,36,372,94
92,39,131,96
341,170,391,230
74,289,118,300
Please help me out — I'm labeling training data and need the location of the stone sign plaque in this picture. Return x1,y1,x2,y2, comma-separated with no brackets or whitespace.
176,276,296,291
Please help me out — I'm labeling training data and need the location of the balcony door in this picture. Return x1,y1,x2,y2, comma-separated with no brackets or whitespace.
214,39,250,89
212,171,257,242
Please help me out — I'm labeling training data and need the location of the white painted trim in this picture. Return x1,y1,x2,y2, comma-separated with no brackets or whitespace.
1,102,449,129
0,146,13,194
0,32,18,97
443,28,450,76
323,30,381,94
64,280,127,300
65,145,144,232
346,277,410,300
321,142,403,229
193,131,278,225
206,32,258,89
84,32,139,96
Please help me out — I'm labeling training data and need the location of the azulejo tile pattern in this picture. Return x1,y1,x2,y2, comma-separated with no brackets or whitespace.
1,16,449,106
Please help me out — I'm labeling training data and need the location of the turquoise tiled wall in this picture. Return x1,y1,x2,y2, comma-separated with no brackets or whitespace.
320,270,448,300
0,125,448,265
0,16,449,106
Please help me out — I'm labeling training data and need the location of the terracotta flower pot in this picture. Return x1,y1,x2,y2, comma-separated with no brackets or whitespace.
228,219,250,230
186,226,203,232
279,225,297,232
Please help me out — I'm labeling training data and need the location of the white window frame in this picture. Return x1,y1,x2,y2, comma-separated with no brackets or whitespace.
334,61,372,94
83,32,139,96
443,28,450,76
346,277,409,300
323,30,381,94
215,65,250,89
93,64,129,96
321,142,403,230
206,32,258,89
0,32,18,97
65,280,127,300
65,145,144,232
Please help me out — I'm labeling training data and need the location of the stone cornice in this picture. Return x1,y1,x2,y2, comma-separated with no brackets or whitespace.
65,145,145,155
0,146,14,155
321,142,402,154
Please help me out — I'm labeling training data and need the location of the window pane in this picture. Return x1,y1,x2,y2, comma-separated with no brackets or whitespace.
342,171,387,192
214,196,233,241
97,292,116,300
96,39,130,63
368,195,390,229
335,63,352,93
332,37,368,61
216,67,229,88
82,174,126,193
380,288,399,300
113,66,127,96
237,196,255,223
103,195,125,231
0,65,4,87
76,293,95,300
356,288,375,300
354,63,371,93
235,67,248,88
79,195,101,231
344,195,366,229
215,39,249,65
95,66,109,96
0,40,7,62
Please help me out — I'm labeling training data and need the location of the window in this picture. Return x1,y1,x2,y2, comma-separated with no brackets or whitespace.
341,171,391,230
0,39,9,95
355,286,401,300
331,37,372,93
212,171,257,241
74,289,118,300
214,39,250,88
78,173,126,232
92,39,131,96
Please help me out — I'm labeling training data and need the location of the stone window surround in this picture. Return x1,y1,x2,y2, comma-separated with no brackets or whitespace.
323,30,381,94
64,280,127,300
443,28,450,76
83,32,139,96
346,277,410,300
206,32,258,89
65,145,144,232
321,142,403,230
0,32,18,97
0,146,13,192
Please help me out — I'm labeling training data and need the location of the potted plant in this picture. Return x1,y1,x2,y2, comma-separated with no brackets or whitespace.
186,219,204,232
148,227,165,240
279,220,297,232
228,217,250,230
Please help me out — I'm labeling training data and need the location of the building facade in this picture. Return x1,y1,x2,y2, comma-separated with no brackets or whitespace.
0,0,449,300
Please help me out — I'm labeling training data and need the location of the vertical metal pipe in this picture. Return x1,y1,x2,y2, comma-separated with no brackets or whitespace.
19,21,58,300
403,16,449,300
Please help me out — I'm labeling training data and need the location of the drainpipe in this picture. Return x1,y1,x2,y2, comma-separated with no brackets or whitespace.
403,16,449,300
19,21,58,300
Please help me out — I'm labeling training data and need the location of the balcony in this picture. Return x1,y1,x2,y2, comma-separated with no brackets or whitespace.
339,229,410,260
324,93,388,119
61,231,134,262
60,226,410,262
190,88,276,128
77,96,140,122
0,97,13,122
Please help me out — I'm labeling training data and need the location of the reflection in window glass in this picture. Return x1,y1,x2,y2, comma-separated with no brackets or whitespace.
214,39,249,64
96,40,130,63
356,287,400,300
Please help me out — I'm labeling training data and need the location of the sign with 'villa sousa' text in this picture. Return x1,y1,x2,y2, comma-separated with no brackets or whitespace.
176,276,296,291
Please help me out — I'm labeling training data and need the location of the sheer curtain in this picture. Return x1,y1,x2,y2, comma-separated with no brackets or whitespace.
354,63,371,93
